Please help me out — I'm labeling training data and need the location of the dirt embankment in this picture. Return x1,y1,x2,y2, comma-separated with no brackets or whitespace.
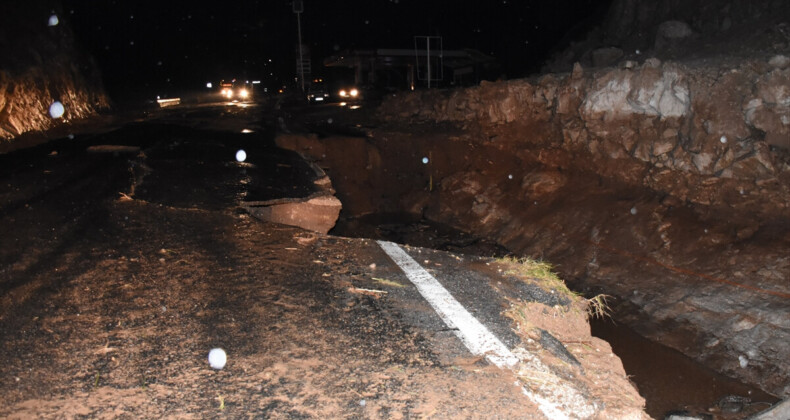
0,1,110,144
277,57,790,398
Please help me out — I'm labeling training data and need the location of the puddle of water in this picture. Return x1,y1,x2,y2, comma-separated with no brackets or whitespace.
591,318,779,419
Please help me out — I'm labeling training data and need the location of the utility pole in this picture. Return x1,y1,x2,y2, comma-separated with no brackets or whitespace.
294,0,305,93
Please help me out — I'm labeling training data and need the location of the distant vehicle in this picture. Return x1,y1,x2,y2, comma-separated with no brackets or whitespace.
219,79,252,101
337,85,361,101
306,84,329,103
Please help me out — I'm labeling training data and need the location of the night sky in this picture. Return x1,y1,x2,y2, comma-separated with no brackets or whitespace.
60,0,610,99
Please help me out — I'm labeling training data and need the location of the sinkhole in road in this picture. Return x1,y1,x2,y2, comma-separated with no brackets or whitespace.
331,213,779,419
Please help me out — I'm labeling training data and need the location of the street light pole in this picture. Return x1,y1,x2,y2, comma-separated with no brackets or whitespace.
294,0,305,93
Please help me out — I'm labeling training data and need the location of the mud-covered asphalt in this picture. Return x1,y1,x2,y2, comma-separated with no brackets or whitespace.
0,103,555,418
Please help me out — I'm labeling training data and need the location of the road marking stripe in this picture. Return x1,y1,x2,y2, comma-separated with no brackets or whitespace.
377,240,519,368
378,240,595,420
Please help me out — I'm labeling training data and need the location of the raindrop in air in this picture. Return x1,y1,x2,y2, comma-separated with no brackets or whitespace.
630,207,638,215
422,157,429,164
508,174,513,179
48,14,59,27
327,118,333,124
49,101,65,119
720,135,727,144
236,150,247,162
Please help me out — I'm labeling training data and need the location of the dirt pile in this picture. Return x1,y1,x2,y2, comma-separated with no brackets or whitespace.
0,1,110,142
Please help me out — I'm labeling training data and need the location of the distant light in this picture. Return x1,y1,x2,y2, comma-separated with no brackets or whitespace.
630,207,638,215
48,14,59,27
236,149,247,162
422,157,429,164
49,101,65,118
349,105,361,110
252,80,261,84
720,135,727,144
206,82,213,88
241,129,254,133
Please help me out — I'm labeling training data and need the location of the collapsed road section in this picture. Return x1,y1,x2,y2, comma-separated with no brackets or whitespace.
0,106,649,418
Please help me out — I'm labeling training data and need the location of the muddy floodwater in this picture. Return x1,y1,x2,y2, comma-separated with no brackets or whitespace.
591,318,779,418
333,214,780,419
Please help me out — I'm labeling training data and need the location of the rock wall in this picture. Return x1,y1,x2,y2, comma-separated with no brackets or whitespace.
379,57,790,221
0,1,110,143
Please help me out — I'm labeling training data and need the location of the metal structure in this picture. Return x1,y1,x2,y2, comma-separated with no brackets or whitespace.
414,36,443,88
293,0,306,93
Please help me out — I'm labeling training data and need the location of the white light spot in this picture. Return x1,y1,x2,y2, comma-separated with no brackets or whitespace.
206,82,212,88
359,399,366,407
241,129,253,134
209,348,226,369
630,207,638,215
236,150,247,162
738,355,748,368
364,20,370,24
635,49,641,55
327,118,333,124
49,101,65,119
720,135,727,144
157,61,163,66
508,174,513,179
67,133,74,140
130,40,135,46
422,157,429,164
48,14,59,26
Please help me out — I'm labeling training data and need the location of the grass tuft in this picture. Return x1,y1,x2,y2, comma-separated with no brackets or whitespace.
586,294,612,320
499,256,580,300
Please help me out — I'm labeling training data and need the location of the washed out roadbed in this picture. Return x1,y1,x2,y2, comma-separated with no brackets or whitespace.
0,107,646,418
0,198,642,418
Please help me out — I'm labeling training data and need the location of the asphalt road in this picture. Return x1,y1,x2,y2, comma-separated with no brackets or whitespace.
0,102,552,418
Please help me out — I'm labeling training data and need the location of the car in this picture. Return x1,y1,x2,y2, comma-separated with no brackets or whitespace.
337,85,361,101
219,79,253,101
306,84,329,103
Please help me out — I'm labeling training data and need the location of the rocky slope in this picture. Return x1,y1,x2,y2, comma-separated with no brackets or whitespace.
0,1,109,144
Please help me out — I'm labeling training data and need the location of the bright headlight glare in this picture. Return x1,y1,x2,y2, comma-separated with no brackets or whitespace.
239,89,249,98
350,88,359,97
339,89,347,97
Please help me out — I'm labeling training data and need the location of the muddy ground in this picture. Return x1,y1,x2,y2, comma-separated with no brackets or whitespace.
0,103,652,419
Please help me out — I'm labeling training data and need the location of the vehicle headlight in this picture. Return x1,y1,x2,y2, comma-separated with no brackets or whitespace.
222,88,233,98
239,89,249,99
339,89,347,97
349,88,359,97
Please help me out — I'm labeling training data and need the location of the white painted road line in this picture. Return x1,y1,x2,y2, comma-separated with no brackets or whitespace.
377,240,594,420
376,240,519,368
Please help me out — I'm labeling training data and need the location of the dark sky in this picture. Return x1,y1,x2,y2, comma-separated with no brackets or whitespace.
60,0,609,98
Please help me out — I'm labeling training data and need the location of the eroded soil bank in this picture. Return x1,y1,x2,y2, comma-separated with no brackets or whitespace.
276,56,790,399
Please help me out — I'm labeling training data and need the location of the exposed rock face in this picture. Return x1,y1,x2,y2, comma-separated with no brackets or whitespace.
0,1,109,143
379,58,790,221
